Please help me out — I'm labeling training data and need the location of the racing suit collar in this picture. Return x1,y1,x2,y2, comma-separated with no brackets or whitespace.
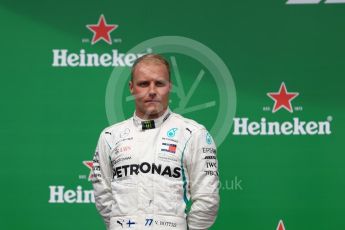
133,107,171,131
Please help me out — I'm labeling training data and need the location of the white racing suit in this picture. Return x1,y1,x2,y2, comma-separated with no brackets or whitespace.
92,108,219,230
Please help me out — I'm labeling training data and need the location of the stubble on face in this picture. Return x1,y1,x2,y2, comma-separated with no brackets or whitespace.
130,61,171,120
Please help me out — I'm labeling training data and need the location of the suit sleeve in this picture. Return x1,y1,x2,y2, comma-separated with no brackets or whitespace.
92,132,113,230
186,129,220,230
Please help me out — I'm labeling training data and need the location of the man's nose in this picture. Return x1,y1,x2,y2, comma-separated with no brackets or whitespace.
148,82,157,96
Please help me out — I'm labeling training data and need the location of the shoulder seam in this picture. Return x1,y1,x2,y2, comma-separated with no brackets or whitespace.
170,113,205,131
103,117,132,133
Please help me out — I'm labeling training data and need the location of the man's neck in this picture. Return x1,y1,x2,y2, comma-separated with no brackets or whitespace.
135,108,168,120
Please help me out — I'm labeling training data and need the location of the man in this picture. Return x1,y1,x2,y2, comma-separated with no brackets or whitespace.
92,54,219,230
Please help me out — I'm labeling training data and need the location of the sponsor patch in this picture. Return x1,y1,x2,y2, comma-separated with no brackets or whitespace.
161,143,177,154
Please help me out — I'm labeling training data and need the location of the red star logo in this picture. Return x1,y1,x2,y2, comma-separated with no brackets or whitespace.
267,82,299,113
83,161,93,180
276,220,286,230
86,15,118,45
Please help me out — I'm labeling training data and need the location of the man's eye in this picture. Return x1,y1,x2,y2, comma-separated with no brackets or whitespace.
156,81,166,87
138,82,149,87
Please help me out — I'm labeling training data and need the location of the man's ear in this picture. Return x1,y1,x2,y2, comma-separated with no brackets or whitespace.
129,80,134,94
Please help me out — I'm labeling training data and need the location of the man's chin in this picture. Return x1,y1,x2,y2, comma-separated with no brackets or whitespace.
143,107,165,119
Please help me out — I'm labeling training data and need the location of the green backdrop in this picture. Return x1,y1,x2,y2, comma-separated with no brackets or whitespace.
1,0,344,229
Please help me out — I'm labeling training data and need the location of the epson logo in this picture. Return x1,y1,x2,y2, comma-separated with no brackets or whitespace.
202,148,216,154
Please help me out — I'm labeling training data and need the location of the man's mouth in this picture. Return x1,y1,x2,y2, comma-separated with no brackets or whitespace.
145,100,160,103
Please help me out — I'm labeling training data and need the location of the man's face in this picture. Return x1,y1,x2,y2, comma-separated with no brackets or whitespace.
130,61,171,119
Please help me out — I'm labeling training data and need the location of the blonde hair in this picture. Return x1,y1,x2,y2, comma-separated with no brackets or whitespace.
131,54,170,81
